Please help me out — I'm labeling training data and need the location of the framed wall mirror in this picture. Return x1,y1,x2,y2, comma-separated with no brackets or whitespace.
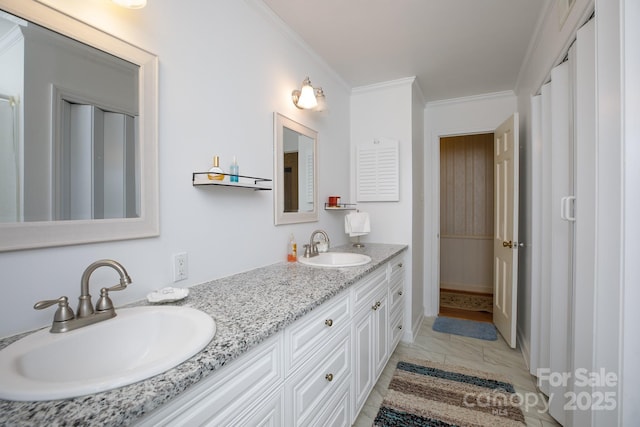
273,113,318,225
0,0,158,251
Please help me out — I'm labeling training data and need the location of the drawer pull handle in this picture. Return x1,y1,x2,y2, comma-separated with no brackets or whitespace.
372,301,381,310
325,319,333,327
325,373,334,382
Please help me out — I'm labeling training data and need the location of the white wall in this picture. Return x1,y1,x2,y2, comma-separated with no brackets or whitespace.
411,81,425,335
423,92,517,316
0,0,352,338
350,77,418,338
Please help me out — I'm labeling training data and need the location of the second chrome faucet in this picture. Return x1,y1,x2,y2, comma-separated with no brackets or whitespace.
34,259,132,333
303,230,330,258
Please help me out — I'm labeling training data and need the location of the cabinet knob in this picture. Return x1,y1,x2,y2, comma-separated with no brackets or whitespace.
372,301,381,310
397,263,403,268
325,319,333,327
325,373,334,382
398,325,403,330
398,291,403,296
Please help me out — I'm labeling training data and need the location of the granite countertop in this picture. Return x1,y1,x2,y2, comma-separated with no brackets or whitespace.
0,243,407,427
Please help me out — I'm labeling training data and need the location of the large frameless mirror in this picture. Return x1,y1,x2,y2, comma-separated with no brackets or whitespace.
273,113,318,225
0,0,158,251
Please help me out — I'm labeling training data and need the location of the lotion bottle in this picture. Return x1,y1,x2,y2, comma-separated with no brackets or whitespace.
207,156,224,181
229,156,239,183
287,234,297,262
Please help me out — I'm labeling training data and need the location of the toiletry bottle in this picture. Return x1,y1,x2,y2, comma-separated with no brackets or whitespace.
287,234,297,262
230,156,239,183
207,156,224,181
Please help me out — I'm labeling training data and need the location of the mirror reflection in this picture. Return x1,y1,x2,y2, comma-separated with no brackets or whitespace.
274,113,318,225
0,10,139,223
0,2,158,252
283,126,314,213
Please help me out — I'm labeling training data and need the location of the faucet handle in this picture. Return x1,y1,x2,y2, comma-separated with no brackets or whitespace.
96,288,115,313
34,296,75,322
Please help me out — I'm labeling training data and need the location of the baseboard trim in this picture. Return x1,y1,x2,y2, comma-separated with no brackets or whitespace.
404,311,424,344
440,282,493,294
517,325,531,374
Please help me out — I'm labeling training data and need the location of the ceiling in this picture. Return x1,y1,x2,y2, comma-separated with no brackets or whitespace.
262,0,549,102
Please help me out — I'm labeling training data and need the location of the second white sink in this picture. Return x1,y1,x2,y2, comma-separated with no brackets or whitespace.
0,305,215,401
298,252,372,268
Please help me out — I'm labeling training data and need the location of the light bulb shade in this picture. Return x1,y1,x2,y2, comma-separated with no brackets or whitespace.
297,82,318,109
112,0,147,9
314,88,326,112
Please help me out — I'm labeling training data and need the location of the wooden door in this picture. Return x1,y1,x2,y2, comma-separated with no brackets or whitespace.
493,113,519,348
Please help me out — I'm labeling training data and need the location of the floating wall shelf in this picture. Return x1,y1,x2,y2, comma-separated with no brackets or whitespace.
192,172,272,191
324,203,357,211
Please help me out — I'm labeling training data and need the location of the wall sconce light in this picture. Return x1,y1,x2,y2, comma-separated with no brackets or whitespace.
112,0,147,9
292,77,326,111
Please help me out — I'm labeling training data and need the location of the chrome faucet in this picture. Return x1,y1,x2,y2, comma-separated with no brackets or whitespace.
34,259,132,333
303,230,330,258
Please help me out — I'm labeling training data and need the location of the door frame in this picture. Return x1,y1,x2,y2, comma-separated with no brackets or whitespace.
428,125,497,317
437,132,495,301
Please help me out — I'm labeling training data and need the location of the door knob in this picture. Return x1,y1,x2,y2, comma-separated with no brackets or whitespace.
502,240,513,248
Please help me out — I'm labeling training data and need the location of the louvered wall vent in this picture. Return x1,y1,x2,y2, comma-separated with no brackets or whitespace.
356,138,399,202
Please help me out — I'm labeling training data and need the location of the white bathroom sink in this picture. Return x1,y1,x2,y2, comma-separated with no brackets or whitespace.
298,252,372,268
0,306,215,401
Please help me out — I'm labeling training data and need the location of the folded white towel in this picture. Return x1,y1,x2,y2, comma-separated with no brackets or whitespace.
345,212,370,237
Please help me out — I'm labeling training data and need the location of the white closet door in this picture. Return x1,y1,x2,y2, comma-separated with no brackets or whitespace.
548,59,574,426
532,18,597,427
572,18,597,427
537,83,553,397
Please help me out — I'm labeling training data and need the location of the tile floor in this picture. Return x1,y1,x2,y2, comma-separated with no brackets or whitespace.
353,317,561,427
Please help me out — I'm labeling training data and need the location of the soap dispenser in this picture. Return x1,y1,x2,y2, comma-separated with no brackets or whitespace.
287,234,297,262
207,156,224,181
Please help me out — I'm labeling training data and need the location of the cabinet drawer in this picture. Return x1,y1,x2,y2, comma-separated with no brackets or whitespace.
389,256,405,276
351,268,387,313
285,329,350,426
389,258,405,285
389,276,404,315
390,308,404,352
285,292,350,374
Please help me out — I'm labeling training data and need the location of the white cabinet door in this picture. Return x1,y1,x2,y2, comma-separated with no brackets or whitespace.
351,269,389,423
372,287,389,380
352,307,374,419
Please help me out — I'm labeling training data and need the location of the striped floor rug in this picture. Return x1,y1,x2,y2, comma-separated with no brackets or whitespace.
374,358,525,426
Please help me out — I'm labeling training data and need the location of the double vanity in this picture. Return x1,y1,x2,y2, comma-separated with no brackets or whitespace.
0,243,407,426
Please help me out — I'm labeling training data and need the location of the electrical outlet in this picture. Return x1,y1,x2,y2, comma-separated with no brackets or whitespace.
173,252,188,282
